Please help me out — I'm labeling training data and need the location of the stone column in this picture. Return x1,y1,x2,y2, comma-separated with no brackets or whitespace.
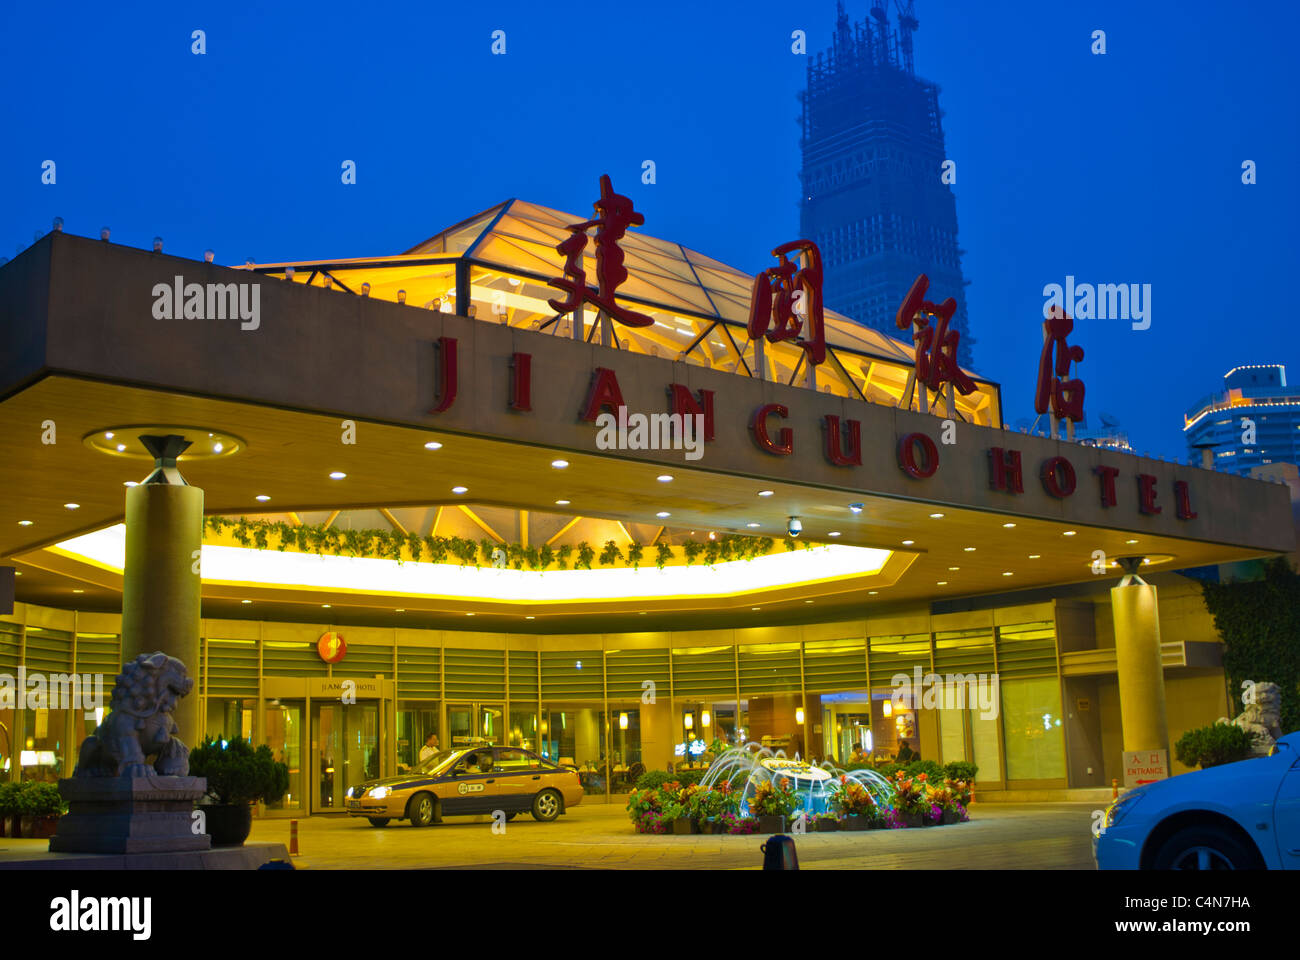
120,436,204,748
1110,561,1169,754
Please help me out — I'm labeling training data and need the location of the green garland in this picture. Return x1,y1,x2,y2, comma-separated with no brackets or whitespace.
1200,557,1300,735
204,516,779,572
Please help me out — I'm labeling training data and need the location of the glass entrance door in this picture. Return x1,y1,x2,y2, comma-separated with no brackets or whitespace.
446,702,504,747
312,701,380,812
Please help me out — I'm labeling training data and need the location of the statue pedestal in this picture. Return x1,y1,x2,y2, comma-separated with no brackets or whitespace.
49,776,212,855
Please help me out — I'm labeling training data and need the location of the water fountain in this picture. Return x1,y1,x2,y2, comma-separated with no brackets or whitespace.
700,743,894,817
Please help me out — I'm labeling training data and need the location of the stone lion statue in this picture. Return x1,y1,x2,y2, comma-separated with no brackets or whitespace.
1224,681,1283,757
73,652,195,778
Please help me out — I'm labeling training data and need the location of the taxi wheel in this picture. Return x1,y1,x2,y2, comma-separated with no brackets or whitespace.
367,818,390,828
408,792,437,828
532,789,562,822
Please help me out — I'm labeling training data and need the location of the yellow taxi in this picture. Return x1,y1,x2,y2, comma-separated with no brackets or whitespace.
345,745,583,827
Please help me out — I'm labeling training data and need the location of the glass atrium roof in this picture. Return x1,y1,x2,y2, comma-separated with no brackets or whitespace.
243,199,1000,425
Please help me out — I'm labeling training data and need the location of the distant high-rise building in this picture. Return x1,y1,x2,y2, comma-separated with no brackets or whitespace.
1184,364,1300,473
799,1,973,366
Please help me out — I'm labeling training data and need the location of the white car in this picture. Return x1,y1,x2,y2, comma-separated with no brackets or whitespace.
1095,731,1300,869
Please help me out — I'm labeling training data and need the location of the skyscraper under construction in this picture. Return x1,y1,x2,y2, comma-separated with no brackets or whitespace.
800,2,974,366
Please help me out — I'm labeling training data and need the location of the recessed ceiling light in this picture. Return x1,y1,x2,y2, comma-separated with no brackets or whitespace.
758,490,774,497
746,522,760,528
1063,530,1077,537
936,581,947,586
849,503,863,513
948,566,959,571
241,599,252,604
395,608,405,613
452,486,468,494
963,546,976,552
1029,554,1041,559
828,531,841,537
551,460,569,469
321,604,331,608
466,612,475,616
1002,522,1016,529
115,444,126,452
639,611,647,615
424,441,443,450
255,495,270,502
1126,539,1138,545
64,503,80,510
104,432,114,440
1002,571,1013,576
73,589,85,593
868,590,878,595
17,520,32,526
123,481,138,487
751,607,760,611
657,474,674,482
329,471,346,479
929,513,945,519
525,616,535,620
656,511,671,518
555,499,571,506
212,442,224,453
805,600,814,604
901,539,915,546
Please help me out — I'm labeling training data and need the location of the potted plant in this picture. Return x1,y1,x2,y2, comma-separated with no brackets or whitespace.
663,801,694,835
0,782,26,838
187,737,289,846
750,777,797,833
813,812,839,832
891,771,927,827
20,781,67,839
829,775,876,830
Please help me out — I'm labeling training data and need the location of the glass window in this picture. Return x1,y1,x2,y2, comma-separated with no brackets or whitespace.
1001,678,1065,780
508,706,539,751
205,698,253,742
19,708,67,782
397,701,441,771
605,704,641,794
264,700,303,811
494,747,540,771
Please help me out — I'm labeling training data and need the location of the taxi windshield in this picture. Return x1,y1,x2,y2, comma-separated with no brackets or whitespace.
412,749,459,774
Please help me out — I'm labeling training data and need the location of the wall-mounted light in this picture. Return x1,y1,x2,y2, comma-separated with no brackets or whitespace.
619,712,628,730
701,710,711,727
795,707,805,725
882,700,893,718
361,282,370,297
397,289,407,304
285,266,295,279
684,712,694,731
52,217,63,233
204,249,215,263
100,227,110,242
153,237,163,253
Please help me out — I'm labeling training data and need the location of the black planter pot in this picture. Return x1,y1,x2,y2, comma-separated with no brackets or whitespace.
839,815,867,831
757,814,786,834
942,809,961,825
815,818,839,832
205,804,254,846
671,817,695,835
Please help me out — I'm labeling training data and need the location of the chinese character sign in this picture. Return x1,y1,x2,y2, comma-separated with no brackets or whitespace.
895,274,976,398
1035,306,1085,422
547,174,653,328
747,240,826,367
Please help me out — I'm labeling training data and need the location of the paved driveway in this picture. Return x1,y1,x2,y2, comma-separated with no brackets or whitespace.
250,801,1099,869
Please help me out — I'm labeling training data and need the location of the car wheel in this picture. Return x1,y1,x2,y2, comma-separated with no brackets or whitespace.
367,817,390,828
532,789,562,822
1153,826,1263,870
408,792,437,828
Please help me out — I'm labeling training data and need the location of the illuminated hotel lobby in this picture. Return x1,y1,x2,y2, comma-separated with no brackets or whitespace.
0,197,1292,814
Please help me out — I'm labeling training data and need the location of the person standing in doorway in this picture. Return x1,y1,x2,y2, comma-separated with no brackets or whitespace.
419,733,440,763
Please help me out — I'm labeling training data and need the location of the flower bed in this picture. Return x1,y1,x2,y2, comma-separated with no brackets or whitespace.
625,771,973,836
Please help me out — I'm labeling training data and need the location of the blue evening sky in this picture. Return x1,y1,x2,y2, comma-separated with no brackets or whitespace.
2,1,1296,460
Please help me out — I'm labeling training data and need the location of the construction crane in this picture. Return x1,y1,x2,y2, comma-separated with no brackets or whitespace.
870,2,894,66
895,0,919,74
